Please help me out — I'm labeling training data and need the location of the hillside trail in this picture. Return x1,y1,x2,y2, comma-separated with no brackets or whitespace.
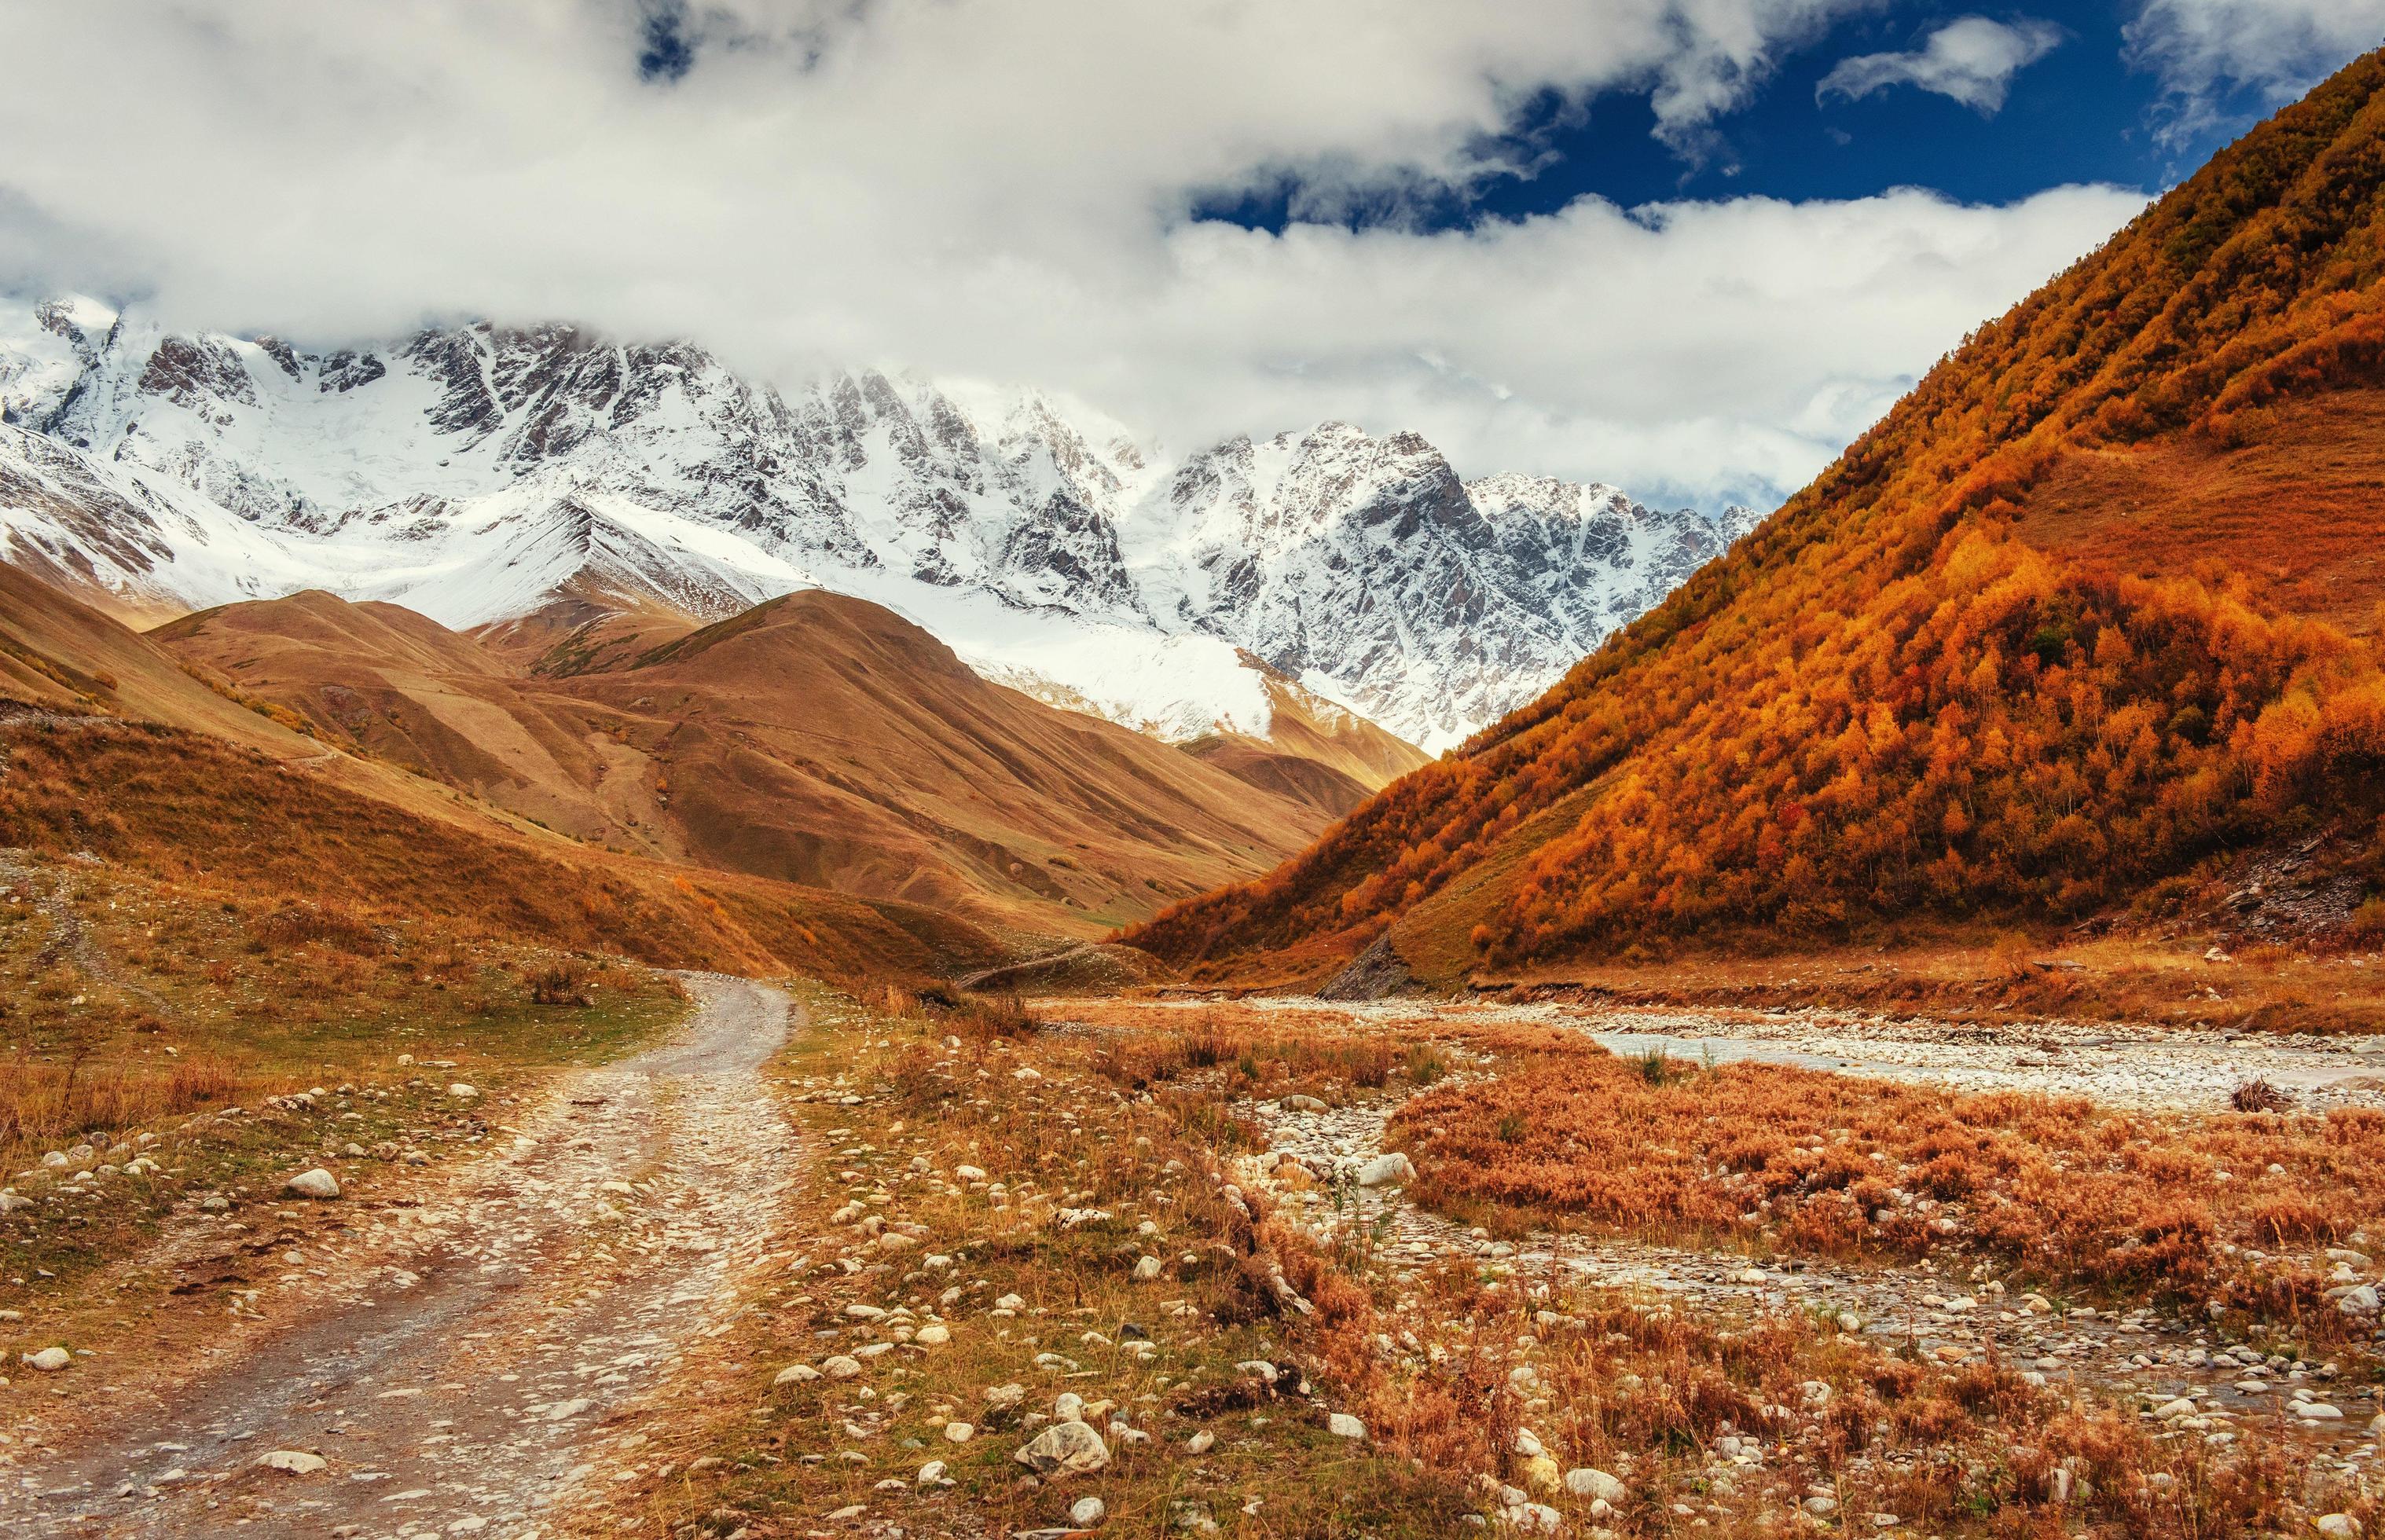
3,974,800,1539
0,849,181,1023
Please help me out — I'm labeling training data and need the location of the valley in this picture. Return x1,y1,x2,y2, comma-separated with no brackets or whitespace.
6,20,2385,1540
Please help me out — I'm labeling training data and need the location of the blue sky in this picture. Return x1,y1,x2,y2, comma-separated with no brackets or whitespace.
1199,2,2312,236
5,2,2380,508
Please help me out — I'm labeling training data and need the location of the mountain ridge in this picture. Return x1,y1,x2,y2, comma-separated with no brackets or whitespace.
0,296,1756,752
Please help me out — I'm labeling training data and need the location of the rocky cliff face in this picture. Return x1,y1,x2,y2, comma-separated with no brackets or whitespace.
0,297,1758,750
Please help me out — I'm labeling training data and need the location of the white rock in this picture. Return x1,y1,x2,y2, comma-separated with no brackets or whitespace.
24,1347,72,1373
955,1165,987,1182
2316,1519,2362,1540
1353,1153,1414,1188
1055,1392,1085,1423
1131,1254,1162,1282
1326,1413,1366,1439
916,1459,948,1486
1014,1419,1110,1474
943,1421,975,1444
821,1355,864,1380
915,1324,951,1347
447,1083,478,1099
773,1364,822,1385
1285,1095,1327,1113
1566,1468,1627,1505
1071,1496,1108,1526
255,1450,327,1476
284,1168,341,1200
1185,1431,1216,1454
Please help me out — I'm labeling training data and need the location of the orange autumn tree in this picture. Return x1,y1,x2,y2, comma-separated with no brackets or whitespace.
1131,46,2385,974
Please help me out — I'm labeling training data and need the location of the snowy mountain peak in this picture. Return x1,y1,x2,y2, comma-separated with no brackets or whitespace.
0,296,1765,751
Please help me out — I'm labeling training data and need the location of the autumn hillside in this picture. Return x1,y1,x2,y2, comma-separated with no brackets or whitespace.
154,587,1347,937
0,566,1007,986
1131,47,2385,984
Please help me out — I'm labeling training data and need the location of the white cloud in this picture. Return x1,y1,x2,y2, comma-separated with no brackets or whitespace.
0,1,2143,507
2126,0,2385,144
1817,16,2066,114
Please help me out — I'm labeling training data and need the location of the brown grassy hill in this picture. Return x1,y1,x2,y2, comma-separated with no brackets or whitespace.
1131,47,2385,986
0,573,1005,986
155,587,1342,936
0,560,313,754
574,591,1338,930
153,590,684,859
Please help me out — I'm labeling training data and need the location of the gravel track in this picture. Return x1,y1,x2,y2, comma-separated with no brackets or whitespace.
3,974,798,1539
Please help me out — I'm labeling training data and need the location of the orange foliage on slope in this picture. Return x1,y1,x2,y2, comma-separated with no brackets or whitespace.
1131,47,2385,972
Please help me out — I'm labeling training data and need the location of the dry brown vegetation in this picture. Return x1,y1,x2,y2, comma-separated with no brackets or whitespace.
1392,1039,2385,1332
644,988,2354,1540
1052,999,2385,1340
1489,933,2385,1039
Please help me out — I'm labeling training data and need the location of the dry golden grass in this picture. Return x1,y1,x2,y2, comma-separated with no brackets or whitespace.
640,988,2353,1540
1051,999,2385,1337
1390,1039,2385,1336
1485,930,2385,1037
0,714,1006,988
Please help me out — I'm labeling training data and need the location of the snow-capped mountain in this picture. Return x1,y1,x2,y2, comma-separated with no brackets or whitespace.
0,296,1759,751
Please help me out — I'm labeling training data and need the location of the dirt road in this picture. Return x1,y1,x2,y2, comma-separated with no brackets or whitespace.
5,974,798,1538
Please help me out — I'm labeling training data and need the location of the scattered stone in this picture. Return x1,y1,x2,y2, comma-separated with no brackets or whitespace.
1353,1153,1414,1189
774,1364,822,1386
1014,1420,1110,1476
255,1450,328,1476
1185,1431,1216,1455
1566,1469,1627,1505
284,1168,341,1200
1326,1413,1366,1440
1071,1496,1108,1527
821,1355,864,1380
2316,1516,2363,1540
945,1422,976,1444
24,1347,72,1373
